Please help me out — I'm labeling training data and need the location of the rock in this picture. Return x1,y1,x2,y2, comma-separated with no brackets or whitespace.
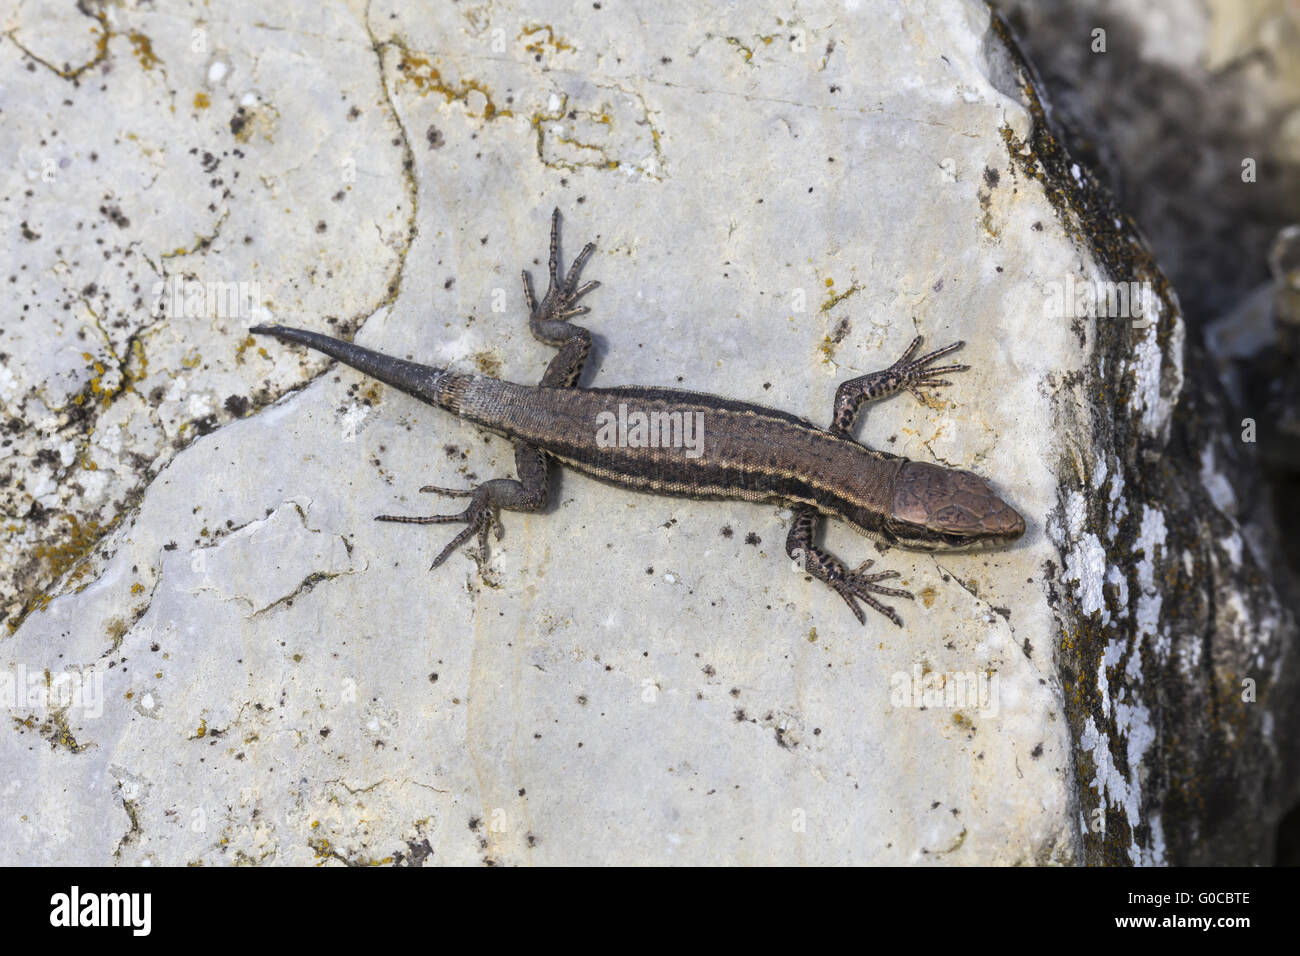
1,0,1294,865
994,0,1300,331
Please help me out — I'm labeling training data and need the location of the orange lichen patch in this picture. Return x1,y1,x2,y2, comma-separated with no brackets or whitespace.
395,50,512,120
129,338,150,382
307,834,390,866
820,280,863,313
521,24,573,56
194,91,210,109
234,335,257,365
530,97,613,168
12,710,86,753
128,32,160,71
9,5,110,81
913,391,948,411
919,586,937,608
72,337,148,411
529,87,664,178
473,351,502,377
725,35,777,63
32,516,106,579
726,37,755,62
105,615,130,652
8,514,118,633
13,595,55,626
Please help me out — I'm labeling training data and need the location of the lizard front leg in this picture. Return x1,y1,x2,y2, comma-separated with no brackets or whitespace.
785,504,913,626
375,442,549,572
522,207,600,388
830,336,968,437
798,337,967,623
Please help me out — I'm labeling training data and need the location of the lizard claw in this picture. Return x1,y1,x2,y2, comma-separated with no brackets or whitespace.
831,569,913,627
787,506,914,626
375,490,501,572
891,337,969,403
418,484,476,498
522,209,600,322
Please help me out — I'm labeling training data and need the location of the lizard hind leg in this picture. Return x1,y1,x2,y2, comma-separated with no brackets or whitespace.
785,504,913,626
374,443,550,573
521,208,601,388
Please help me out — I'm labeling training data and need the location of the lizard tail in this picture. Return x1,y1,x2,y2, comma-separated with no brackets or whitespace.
250,325,460,411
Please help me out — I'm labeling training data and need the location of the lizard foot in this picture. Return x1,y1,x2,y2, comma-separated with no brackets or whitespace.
522,207,600,323
827,559,914,627
791,542,913,626
888,336,970,403
831,336,971,433
375,486,504,571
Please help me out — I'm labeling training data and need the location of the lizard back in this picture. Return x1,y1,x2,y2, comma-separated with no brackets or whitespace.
454,375,904,532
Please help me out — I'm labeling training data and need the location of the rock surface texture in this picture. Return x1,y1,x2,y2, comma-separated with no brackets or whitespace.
995,0,1300,329
2,0,1294,865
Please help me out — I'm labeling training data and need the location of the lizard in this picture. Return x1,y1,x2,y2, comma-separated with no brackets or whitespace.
251,209,1025,625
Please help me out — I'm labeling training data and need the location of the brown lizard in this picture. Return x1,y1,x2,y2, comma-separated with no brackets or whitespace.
252,210,1025,625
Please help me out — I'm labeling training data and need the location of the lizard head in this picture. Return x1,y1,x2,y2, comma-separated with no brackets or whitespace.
883,460,1026,551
